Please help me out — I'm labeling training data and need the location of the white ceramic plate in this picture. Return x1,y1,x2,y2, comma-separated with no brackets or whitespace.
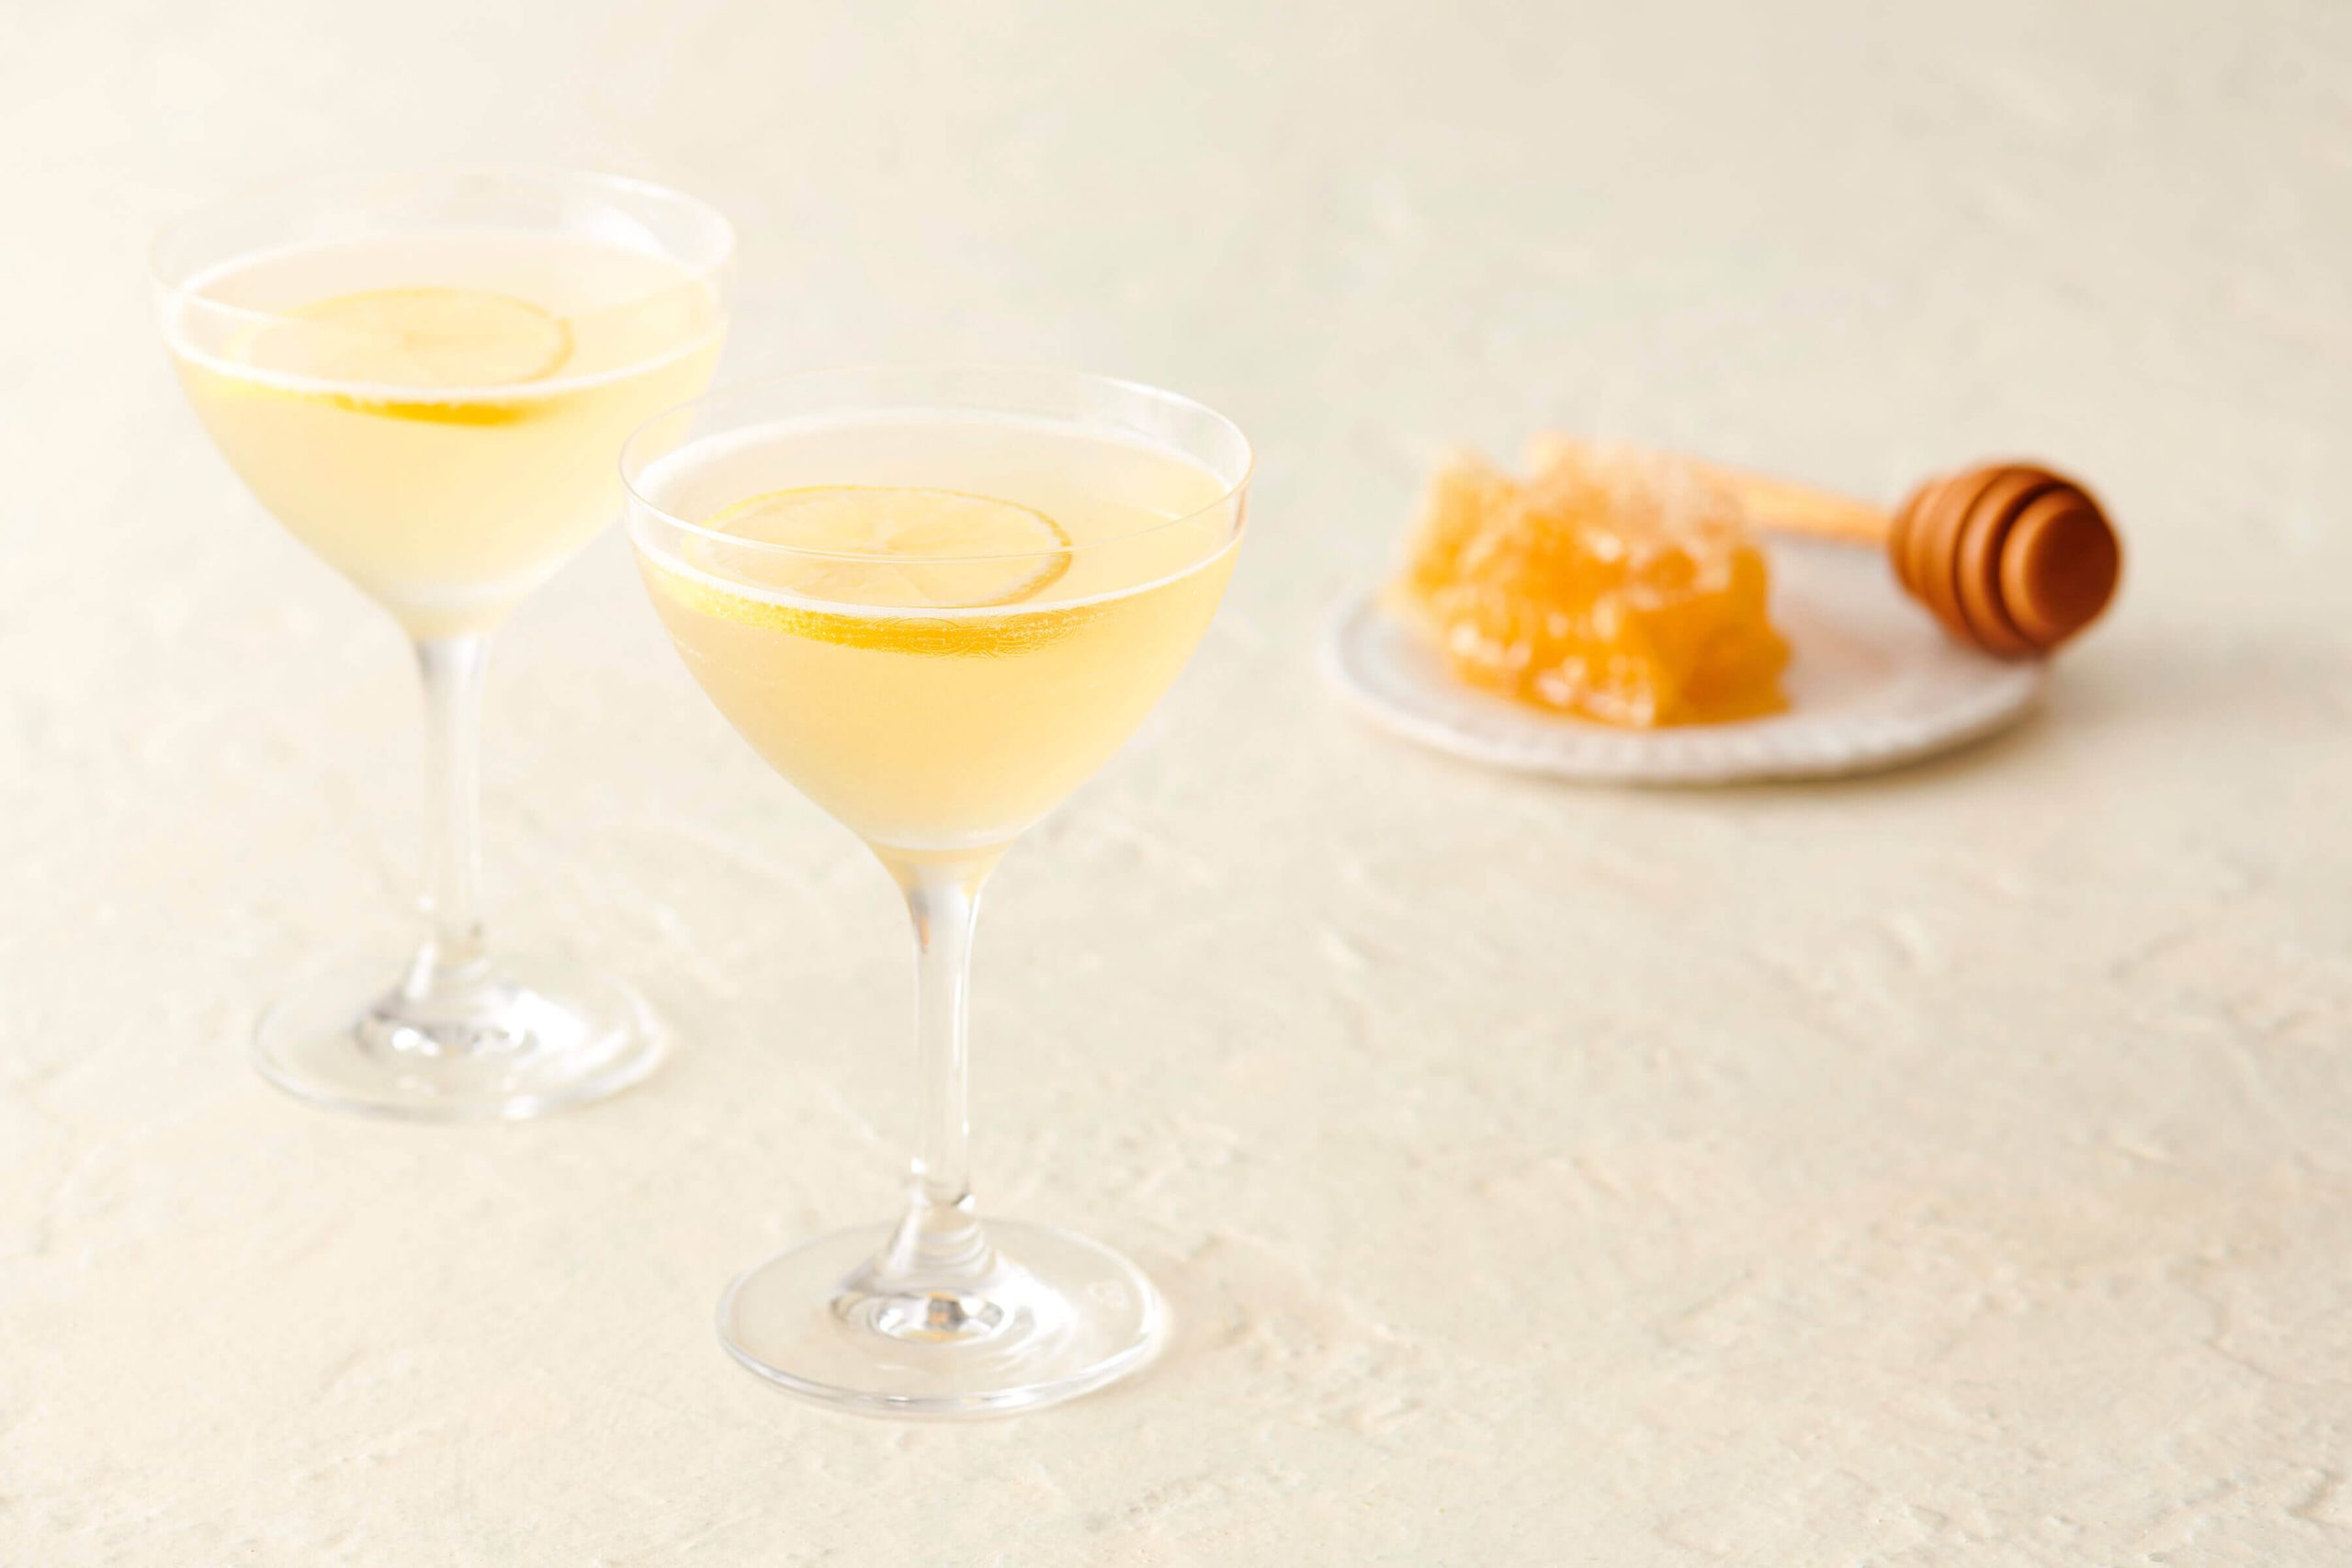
1321,539,2043,784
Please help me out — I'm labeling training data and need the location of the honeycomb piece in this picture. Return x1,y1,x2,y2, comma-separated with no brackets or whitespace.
1389,437,1791,728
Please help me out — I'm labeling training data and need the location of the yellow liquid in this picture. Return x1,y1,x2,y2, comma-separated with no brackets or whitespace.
636,416,1242,852
169,231,723,637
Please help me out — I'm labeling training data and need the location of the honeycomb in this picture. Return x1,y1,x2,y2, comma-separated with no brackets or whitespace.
1389,437,1790,728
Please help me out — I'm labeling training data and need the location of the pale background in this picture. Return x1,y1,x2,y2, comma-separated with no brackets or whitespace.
6,0,2351,1562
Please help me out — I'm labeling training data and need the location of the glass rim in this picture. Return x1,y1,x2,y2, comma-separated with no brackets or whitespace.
149,164,739,329
619,364,1256,566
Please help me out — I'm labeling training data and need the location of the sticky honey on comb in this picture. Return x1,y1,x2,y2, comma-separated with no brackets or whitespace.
1390,439,1791,728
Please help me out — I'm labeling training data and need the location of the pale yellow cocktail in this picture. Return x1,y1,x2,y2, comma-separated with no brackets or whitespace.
623,368,1250,1416
634,414,1239,852
155,169,732,1121
170,231,722,637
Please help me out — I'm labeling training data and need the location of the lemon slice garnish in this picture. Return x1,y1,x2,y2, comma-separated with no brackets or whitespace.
699,486,1074,609
240,288,572,389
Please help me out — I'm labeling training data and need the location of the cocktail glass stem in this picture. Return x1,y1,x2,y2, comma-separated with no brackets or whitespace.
389,633,500,1033
270,615,662,1098
860,848,1010,1337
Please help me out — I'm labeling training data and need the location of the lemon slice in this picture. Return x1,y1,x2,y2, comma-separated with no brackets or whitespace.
700,486,1074,608
240,288,573,389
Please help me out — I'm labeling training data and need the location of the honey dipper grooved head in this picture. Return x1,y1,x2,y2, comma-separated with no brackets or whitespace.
1889,463,2120,658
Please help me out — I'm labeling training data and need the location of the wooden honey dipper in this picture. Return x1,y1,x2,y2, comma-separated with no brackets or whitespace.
1686,457,2123,659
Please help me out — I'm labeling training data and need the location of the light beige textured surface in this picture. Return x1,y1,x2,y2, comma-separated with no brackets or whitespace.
6,2,2351,1562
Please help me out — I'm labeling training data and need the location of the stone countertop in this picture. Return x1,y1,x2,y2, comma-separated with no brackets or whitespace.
6,1,2350,1562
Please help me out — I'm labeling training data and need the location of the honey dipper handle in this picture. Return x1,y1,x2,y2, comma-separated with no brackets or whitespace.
1689,461,1893,546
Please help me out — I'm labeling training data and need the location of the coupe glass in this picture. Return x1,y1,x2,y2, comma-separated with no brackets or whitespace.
623,366,1251,1415
154,169,734,1118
